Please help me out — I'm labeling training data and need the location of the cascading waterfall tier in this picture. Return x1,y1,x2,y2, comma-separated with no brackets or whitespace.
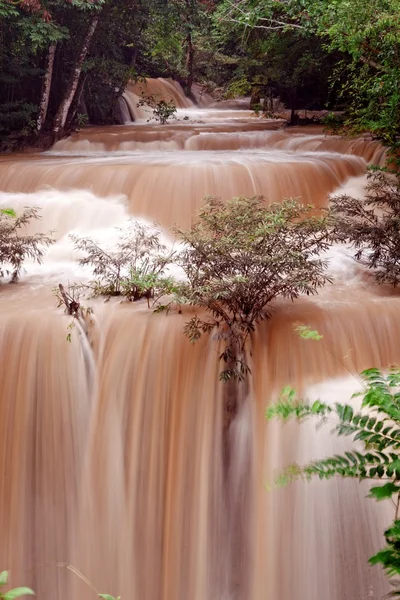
0,152,365,229
51,123,386,165
0,299,397,600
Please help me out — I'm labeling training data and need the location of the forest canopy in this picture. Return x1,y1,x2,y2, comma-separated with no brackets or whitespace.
1,0,398,148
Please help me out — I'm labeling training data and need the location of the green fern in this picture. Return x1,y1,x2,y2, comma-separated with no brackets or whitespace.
266,368,400,586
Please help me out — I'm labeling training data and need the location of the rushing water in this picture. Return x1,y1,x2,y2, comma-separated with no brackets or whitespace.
0,79,395,600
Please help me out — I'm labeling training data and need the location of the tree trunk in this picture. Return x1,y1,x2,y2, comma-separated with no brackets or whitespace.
250,87,261,109
185,31,194,94
289,89,298,125
37,42,56,133
53,14,99,139
66,73,87,131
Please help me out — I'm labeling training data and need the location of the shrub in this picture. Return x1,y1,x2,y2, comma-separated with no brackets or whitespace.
137,93,177,124
332,170,400,286
175,196,334,380
0,207,53,282
71,219,176,305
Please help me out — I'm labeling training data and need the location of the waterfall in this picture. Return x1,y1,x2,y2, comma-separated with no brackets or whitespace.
0,100,394,600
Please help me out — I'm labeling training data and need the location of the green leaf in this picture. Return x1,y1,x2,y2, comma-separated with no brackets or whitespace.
3,588,35,600
98,595,117,600
343,405,354,422
368,482,400,501
0,573,8,587
280,385,296,401
294,323,323,341
0,209,16,218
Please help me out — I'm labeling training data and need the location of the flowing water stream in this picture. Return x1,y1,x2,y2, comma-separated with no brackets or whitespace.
0,79,395,600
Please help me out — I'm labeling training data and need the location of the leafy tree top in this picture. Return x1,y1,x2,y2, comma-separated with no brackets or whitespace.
175,196,333,379
216,0,400,145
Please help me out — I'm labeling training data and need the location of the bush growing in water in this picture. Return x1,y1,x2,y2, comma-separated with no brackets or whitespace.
70,219,177,305
137,93,177,124
174,196,334,380
64,197,335,382
0,208,53,283
332,170,400,286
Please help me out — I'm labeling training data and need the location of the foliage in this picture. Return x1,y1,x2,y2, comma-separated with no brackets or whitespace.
321,111,346,134
0,570,34,600
0,0,221,141
267,367,400,591
331,170,400,286
175,196,333,380
4,0,397,142
71,220,176,305
140,0,216,92
216,0,400,146
137,93,177,124
294,323,323,341
213,1,340,116
0,207,53,282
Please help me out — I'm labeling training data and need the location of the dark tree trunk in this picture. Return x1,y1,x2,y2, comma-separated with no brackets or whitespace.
53,14,99,139
65,73,87,131
250,87,261,109
37,42,56,133
289,89,298,125
185,31,194,94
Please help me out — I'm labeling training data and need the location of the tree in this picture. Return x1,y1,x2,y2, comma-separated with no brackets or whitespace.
331,170,400,286
216,0,400,146
175,196,333,381
0,0,67,145
52,1,104,139
266,367,400,594
135,0,216,96
37,41,57,133
213,3,338,120
0,208,53,282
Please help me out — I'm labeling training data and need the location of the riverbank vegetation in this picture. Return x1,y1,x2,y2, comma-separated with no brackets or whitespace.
218,0,400,149
3,0,399,149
